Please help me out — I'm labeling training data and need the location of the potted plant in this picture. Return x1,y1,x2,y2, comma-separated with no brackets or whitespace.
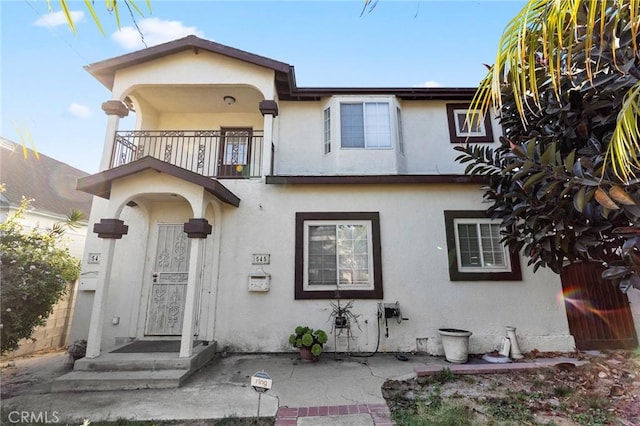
328,300,361,330
289,326,328,361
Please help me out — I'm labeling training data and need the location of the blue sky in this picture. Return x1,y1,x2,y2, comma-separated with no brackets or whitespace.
1,1,525,174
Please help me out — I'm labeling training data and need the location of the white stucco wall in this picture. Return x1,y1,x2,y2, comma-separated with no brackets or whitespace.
275,99,501,176
73,179,578,355
157,113,264,130
111,50,276,102
211,181,574,354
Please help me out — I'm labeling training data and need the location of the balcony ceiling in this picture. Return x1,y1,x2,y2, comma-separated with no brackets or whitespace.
131,85,264,114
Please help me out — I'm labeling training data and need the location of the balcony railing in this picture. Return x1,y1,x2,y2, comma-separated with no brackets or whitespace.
111,130,264,178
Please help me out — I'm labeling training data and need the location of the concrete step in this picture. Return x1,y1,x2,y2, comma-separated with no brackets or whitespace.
51,341,218,391
73,355,194,371
51,369,192,392
73,341,217,372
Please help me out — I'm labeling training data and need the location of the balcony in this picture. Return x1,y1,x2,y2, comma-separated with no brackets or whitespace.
111,130,264,178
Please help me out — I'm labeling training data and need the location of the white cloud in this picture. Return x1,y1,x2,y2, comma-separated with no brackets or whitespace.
34,10,84,28
68,103,92,119
111,18,204,51
418,80,443,88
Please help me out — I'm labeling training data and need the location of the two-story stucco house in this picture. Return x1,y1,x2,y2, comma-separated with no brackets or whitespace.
63,36,639,388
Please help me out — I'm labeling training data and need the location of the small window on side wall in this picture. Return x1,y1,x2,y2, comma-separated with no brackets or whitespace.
444,211,521,281
295,212,383,299
323,107,331,154
446,103,494,143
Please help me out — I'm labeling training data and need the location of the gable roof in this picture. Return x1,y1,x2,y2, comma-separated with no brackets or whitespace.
85,35,478,102
86,35,293,92
76,156,240,207
0,137,92,219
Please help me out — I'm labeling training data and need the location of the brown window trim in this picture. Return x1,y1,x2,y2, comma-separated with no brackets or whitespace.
295,212,383,300
444,210,522,281
446,103,494,143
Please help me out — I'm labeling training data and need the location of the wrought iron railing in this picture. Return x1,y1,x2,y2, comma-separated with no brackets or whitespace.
111,130,264,178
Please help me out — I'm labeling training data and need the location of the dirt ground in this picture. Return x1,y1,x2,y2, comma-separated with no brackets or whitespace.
382,350,640,425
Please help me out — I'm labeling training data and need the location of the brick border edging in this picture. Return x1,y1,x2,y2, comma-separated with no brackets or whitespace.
414,359,581,376
275,403,394,426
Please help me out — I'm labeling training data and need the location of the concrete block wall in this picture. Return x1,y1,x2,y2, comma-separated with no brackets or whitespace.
3,281,78,359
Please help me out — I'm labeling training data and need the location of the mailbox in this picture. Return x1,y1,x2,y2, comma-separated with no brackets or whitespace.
248,273,271,292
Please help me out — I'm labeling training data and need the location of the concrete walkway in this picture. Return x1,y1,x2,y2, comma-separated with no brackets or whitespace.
1,351,581,425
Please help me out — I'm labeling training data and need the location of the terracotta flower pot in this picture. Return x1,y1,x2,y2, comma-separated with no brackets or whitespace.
299,346,316,361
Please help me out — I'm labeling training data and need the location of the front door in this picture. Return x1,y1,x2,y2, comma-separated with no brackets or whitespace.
145,224,191,335
217,127,252,177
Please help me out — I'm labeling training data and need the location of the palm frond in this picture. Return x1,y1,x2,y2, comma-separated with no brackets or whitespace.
65,209,86,230
473,0,640,180
606,80,640,181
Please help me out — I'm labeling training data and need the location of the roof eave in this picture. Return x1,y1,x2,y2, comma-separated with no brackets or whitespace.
77,157,240,207
85,35,293,91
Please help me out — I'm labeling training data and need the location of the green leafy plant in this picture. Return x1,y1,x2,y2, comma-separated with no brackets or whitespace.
483,396,533,423
288,325,328,357
433,367,456,384
1,197,81,354
454,0,640,290
328,299,361,331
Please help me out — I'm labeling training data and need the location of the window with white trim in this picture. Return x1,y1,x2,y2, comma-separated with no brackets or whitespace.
340,102,391,148
444,211,521,281
454,219,508,272
323,107,331,154
454,110,485,137
446,103,494,143
295,212,383,299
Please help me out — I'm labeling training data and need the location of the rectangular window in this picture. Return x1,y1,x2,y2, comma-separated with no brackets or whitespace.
455,221,506,271
446,103,494,143
444,211,521,281
340,102,391,148
295,212,383,299
396,106,404,154
323,107,331,154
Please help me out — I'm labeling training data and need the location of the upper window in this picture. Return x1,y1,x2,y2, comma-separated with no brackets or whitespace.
295,212,383,299
340,102,391,148
323,107,331,154
446,103,494,143
444,211,521,281
396,107,404,154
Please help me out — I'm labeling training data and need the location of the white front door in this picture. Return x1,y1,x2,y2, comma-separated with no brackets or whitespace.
145,224,191,335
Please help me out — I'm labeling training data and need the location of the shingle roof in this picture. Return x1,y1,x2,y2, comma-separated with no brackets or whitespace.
77,156,240,207
0,137,93,220
85,35,479,102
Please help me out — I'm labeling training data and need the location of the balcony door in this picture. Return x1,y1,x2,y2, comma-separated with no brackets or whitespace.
218,127,252,177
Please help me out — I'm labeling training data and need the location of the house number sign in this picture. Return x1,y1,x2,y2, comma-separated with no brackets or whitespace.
252,253,270,265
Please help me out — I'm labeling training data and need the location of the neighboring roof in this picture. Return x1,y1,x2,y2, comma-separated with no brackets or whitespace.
0,137,92,219
76,156,241,207
85,35,479,102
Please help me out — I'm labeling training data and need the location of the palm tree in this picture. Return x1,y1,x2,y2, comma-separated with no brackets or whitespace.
49,0,150,35
471,0,640,181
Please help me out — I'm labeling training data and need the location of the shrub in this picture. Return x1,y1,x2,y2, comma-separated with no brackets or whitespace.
1,198,81,354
